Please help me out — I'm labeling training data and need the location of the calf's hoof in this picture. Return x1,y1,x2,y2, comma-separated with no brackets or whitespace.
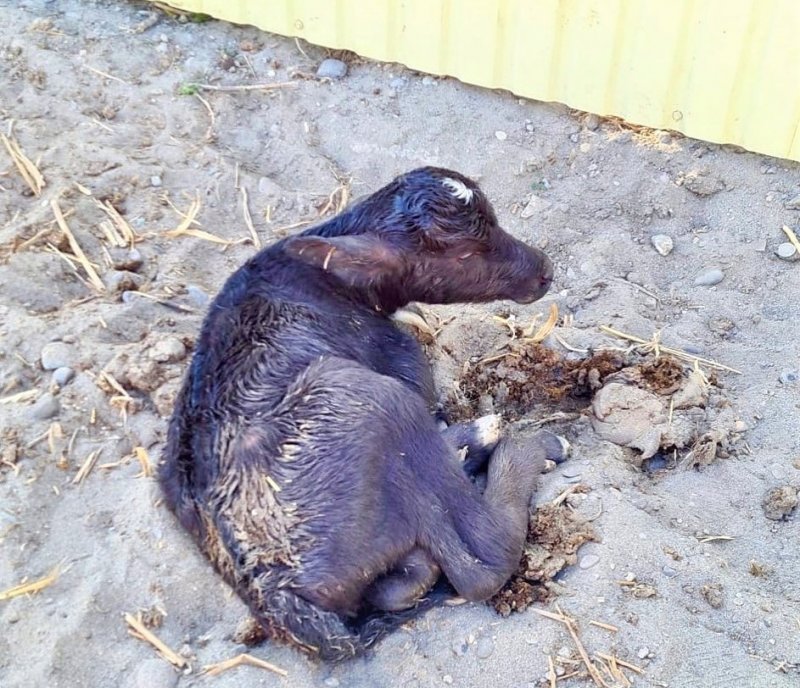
535,430,571,465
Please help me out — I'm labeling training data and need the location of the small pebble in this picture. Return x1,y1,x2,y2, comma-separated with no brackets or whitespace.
52,367,74,387
494,130,507,141
779,370,798,385
519,195,550,220
770,463,787,481
107,270,143,293
6,610,21,624
693,268,725,286
150,175,162,188
442,675,453,685
258,176,282,197
132,658,178,688
41,342,75,370
585,113,600,130
186,284,210,308
784,194,800,210
28,393,60,420
776,242,797,260
110,248,144,272
149,337,187,364
316,58,348,79
421,75,436,86
323,679,340,687
579,554,600,570
637,647,650,660
561,466,582,479
389,77,407,90
651,234,674,256
662,565,679,578
475,636,494,659
762,485,798,521
733,420,748,433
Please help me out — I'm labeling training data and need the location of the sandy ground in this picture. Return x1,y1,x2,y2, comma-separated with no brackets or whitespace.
1,2,799,687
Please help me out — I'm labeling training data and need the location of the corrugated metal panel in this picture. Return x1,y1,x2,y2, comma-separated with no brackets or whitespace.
156,0,800,162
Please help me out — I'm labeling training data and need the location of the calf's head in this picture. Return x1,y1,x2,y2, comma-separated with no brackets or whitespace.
285,167,553,309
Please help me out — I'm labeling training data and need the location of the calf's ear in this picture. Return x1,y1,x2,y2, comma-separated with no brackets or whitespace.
284,235,403,287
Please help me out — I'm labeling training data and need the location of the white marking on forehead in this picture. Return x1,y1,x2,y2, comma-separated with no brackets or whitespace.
441,177,474,204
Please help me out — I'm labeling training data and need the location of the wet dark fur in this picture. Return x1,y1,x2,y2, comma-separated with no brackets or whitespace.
160,167,555,661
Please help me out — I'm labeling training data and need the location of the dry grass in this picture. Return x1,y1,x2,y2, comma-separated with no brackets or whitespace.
161,193,248,247
97,371,136,421
599,325,741,374
124,611,189,670
1,133,45,195
51,198,106,292
201,652,287,678
240,186,260,249
83,64,129,85
96,198,138,248
534,605,642,687
0,565,60,601
0,389,39,405
527,302,559,343
134,446,153,478
72,448,103,484
191,81,297,93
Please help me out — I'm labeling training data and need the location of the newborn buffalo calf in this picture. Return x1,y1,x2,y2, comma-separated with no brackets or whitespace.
160,167,557,661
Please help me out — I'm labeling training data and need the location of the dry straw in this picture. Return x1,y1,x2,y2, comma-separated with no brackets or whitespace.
1,133,45,195
201,652,287,678
0,565,60,601
124,612,189,670
51,198,105,292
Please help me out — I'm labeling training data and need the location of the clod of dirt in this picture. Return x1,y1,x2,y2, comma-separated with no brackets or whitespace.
591,383,667,458
1,429,19,473
638,357,686,394
592,364,726,465
761,485,799,521
680,169,725,197
450,345,627,422
450,343,732,470
629,582,658,599
101,349,165,394
748,560,771,577
681,429,730,469
670,369,709,409
138,605,166,629
490,502,597,616
700,583,725,609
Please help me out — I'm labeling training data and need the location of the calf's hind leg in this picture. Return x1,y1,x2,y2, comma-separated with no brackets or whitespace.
364,416,501,612
365,549,441,611
418,432,553,602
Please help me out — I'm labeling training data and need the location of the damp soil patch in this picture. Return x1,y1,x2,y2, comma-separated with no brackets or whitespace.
447,344,692,423
490,498,598,616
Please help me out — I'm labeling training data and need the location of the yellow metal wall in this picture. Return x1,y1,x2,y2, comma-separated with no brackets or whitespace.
157,0,800,162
